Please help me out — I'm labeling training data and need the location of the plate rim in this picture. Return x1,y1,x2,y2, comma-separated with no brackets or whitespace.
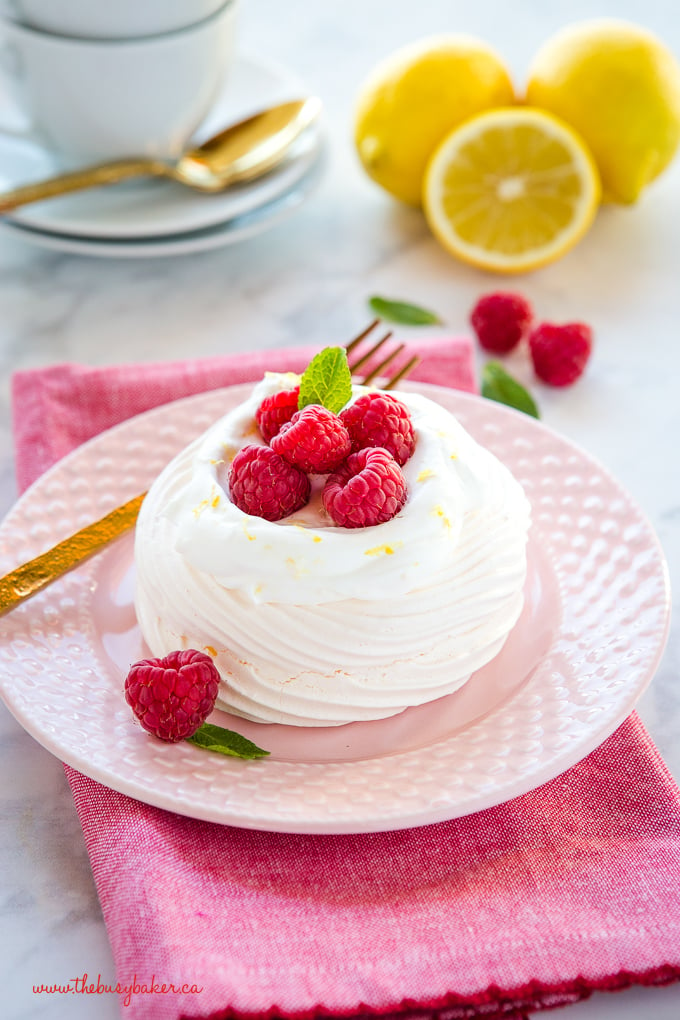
0,382,672,832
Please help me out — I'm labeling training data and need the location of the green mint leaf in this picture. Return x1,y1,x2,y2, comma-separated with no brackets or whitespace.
298,346,352,414
186,723,270,759
481,361,540,419
368,295,442,326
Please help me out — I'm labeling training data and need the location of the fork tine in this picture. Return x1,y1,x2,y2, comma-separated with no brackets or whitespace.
347,329,394,374
358,343,406,386
382,354,421,389
344,321,419,389
344,318,381,358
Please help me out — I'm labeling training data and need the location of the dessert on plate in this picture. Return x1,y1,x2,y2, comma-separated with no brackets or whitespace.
134,357,531,727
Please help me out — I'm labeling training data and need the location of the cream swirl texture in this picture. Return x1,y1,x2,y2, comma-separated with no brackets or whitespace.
134,375,531,726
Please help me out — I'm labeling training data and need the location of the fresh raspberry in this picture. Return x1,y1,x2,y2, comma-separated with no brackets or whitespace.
255,386,300,442
125,649,220,742
228,445,310,520
470,292,534,353
339,392,416,466
323,447,408,528
529,321,593,386
270,404,351,473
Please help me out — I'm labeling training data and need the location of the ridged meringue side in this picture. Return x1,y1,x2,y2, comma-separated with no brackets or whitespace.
134,375,531,726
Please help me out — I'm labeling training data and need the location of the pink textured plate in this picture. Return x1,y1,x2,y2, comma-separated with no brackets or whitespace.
0,384,671,833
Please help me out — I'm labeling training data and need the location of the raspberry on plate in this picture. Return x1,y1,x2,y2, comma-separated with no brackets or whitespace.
229,444,310,521
125,649,220,742
529,321,593,386
270,404,352,473
470,291,534,353
340,392,416,466
323,447,408,528
255,386,300,443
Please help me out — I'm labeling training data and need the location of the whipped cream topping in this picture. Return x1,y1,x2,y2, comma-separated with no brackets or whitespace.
134,375,531,726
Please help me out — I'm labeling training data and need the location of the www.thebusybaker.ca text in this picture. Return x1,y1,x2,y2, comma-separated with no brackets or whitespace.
33,973,203,1008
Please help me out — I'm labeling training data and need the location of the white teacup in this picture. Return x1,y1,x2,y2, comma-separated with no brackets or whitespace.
0,0,227,40
0,0,238,164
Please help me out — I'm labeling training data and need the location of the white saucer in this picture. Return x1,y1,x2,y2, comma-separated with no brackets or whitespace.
0,142,325,257
0,52,323,240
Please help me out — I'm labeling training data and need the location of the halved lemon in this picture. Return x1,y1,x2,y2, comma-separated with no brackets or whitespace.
422,106,601,273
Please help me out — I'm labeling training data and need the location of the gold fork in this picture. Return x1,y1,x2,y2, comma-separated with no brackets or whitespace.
345,318,421,388
0,326,419,617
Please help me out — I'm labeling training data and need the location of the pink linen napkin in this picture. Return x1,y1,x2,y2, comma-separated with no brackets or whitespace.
10,337,680,1020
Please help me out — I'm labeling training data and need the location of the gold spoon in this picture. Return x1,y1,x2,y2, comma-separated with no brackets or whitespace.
0,96,323,213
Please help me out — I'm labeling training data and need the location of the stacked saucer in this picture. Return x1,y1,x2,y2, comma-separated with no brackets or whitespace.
0,2,324,256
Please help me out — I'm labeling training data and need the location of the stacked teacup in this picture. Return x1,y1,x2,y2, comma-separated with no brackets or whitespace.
0,0,239,164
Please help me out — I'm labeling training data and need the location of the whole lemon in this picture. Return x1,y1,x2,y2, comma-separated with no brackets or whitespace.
354,35,515,206
526,19,680,204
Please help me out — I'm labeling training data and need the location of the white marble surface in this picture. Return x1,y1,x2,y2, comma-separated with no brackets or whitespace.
0,1,679,1018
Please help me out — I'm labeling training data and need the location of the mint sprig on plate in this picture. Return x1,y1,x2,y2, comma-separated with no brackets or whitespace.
481,361,540,418
298,346,352,414
186,723,270,759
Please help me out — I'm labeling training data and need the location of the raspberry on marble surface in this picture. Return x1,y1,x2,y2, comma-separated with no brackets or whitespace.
470,291,534,353
529,321,593,386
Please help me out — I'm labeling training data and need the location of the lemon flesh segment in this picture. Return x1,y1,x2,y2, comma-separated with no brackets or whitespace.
423,108,601,273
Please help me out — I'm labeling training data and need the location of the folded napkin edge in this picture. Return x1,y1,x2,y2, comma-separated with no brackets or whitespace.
10,338,476,495
192,961,680,1020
